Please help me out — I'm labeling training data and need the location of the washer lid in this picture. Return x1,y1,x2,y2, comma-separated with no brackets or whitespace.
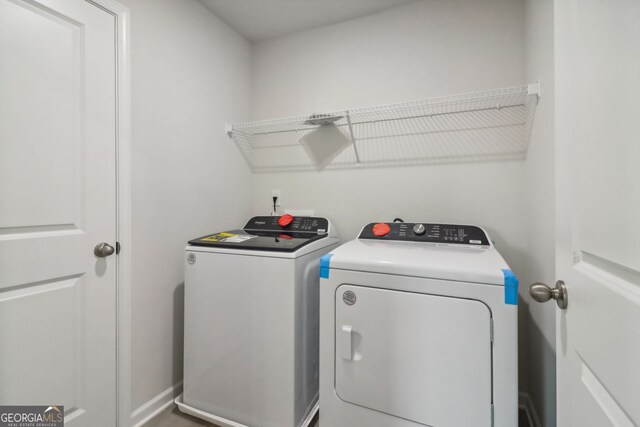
188,216,335,253
188,229,327,252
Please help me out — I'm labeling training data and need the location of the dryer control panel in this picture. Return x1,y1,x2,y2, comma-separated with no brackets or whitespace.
359,222,490,246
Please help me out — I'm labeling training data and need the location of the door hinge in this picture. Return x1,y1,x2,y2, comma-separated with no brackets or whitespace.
116,241,121,254
490,318,494,343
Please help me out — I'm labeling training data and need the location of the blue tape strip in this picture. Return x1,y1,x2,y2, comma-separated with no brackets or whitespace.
320,254,334,279
502,269,519,305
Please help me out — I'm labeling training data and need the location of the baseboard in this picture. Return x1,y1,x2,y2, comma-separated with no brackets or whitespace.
131,381,183,427
519,392,542,427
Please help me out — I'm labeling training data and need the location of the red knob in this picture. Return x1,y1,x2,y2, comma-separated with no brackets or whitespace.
278,214,294,227
372,223,391,236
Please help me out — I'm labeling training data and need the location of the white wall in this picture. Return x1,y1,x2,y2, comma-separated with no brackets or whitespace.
523,0,556,425
250,0,528,275
118,0,253,419
251,0,526,119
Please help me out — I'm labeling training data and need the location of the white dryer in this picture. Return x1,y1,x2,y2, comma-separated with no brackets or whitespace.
319,221,518,427
177,215,339,427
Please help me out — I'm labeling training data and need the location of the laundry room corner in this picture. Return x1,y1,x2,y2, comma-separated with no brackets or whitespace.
245,0,555,423
248,0,528,248
248,1,529,294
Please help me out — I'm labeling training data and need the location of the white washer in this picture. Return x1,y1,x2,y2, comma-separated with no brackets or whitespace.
319,221,518,427
177,215,339,427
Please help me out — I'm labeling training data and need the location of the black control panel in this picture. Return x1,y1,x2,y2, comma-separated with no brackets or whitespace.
243,216,329,234
359,222,490,246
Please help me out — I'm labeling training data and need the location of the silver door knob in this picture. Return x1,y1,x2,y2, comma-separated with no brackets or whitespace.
94,242,115,258
529,280,568,309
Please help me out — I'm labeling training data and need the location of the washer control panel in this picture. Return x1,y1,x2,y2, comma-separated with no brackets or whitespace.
244,216,329,234
359,222,490,246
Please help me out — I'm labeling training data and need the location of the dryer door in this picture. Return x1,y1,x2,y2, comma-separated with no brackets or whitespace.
335,284,492,427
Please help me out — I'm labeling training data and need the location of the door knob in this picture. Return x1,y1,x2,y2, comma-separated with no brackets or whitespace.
94,242,115,258
529,280,568,309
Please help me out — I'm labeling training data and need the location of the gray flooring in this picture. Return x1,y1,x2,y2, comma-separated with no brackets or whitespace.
144,404,530,427
143,405,319,427
142,405,214,427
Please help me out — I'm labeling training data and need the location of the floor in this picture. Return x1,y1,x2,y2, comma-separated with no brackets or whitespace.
142,405,319,427
144,404,531,427
142,405,212,427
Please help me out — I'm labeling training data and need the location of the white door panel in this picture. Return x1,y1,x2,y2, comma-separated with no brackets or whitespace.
0,3,80,229
0,0,117,425
555,0,640,425
335,284,492,427
572,355,635,427
0,277,84,413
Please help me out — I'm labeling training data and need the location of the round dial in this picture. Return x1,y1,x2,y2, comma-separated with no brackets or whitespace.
278,214,294,227
372,223,391,237
412,223,426,236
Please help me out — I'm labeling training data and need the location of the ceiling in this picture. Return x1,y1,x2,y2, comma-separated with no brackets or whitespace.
198,0,417,43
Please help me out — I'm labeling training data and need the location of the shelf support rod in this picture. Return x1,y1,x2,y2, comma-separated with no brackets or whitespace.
345,110,360,164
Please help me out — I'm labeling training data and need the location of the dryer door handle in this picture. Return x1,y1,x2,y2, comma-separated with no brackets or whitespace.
341,325,353,360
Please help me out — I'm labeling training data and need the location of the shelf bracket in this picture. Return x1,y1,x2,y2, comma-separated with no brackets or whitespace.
527,81,541,98
225,123,233,138
345,111,360,164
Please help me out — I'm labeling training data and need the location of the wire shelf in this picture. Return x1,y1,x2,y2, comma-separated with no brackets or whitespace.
227,83,540,172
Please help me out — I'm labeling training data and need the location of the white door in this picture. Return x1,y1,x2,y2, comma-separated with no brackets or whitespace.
551,0,640,425
0,0,118,425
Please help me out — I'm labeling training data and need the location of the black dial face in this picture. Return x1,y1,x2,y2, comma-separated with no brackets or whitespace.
359,222,490,246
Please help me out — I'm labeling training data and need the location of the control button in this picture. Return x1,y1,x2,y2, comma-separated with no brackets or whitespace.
278,214,294,227
412,223,426,236
372,223,391,237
